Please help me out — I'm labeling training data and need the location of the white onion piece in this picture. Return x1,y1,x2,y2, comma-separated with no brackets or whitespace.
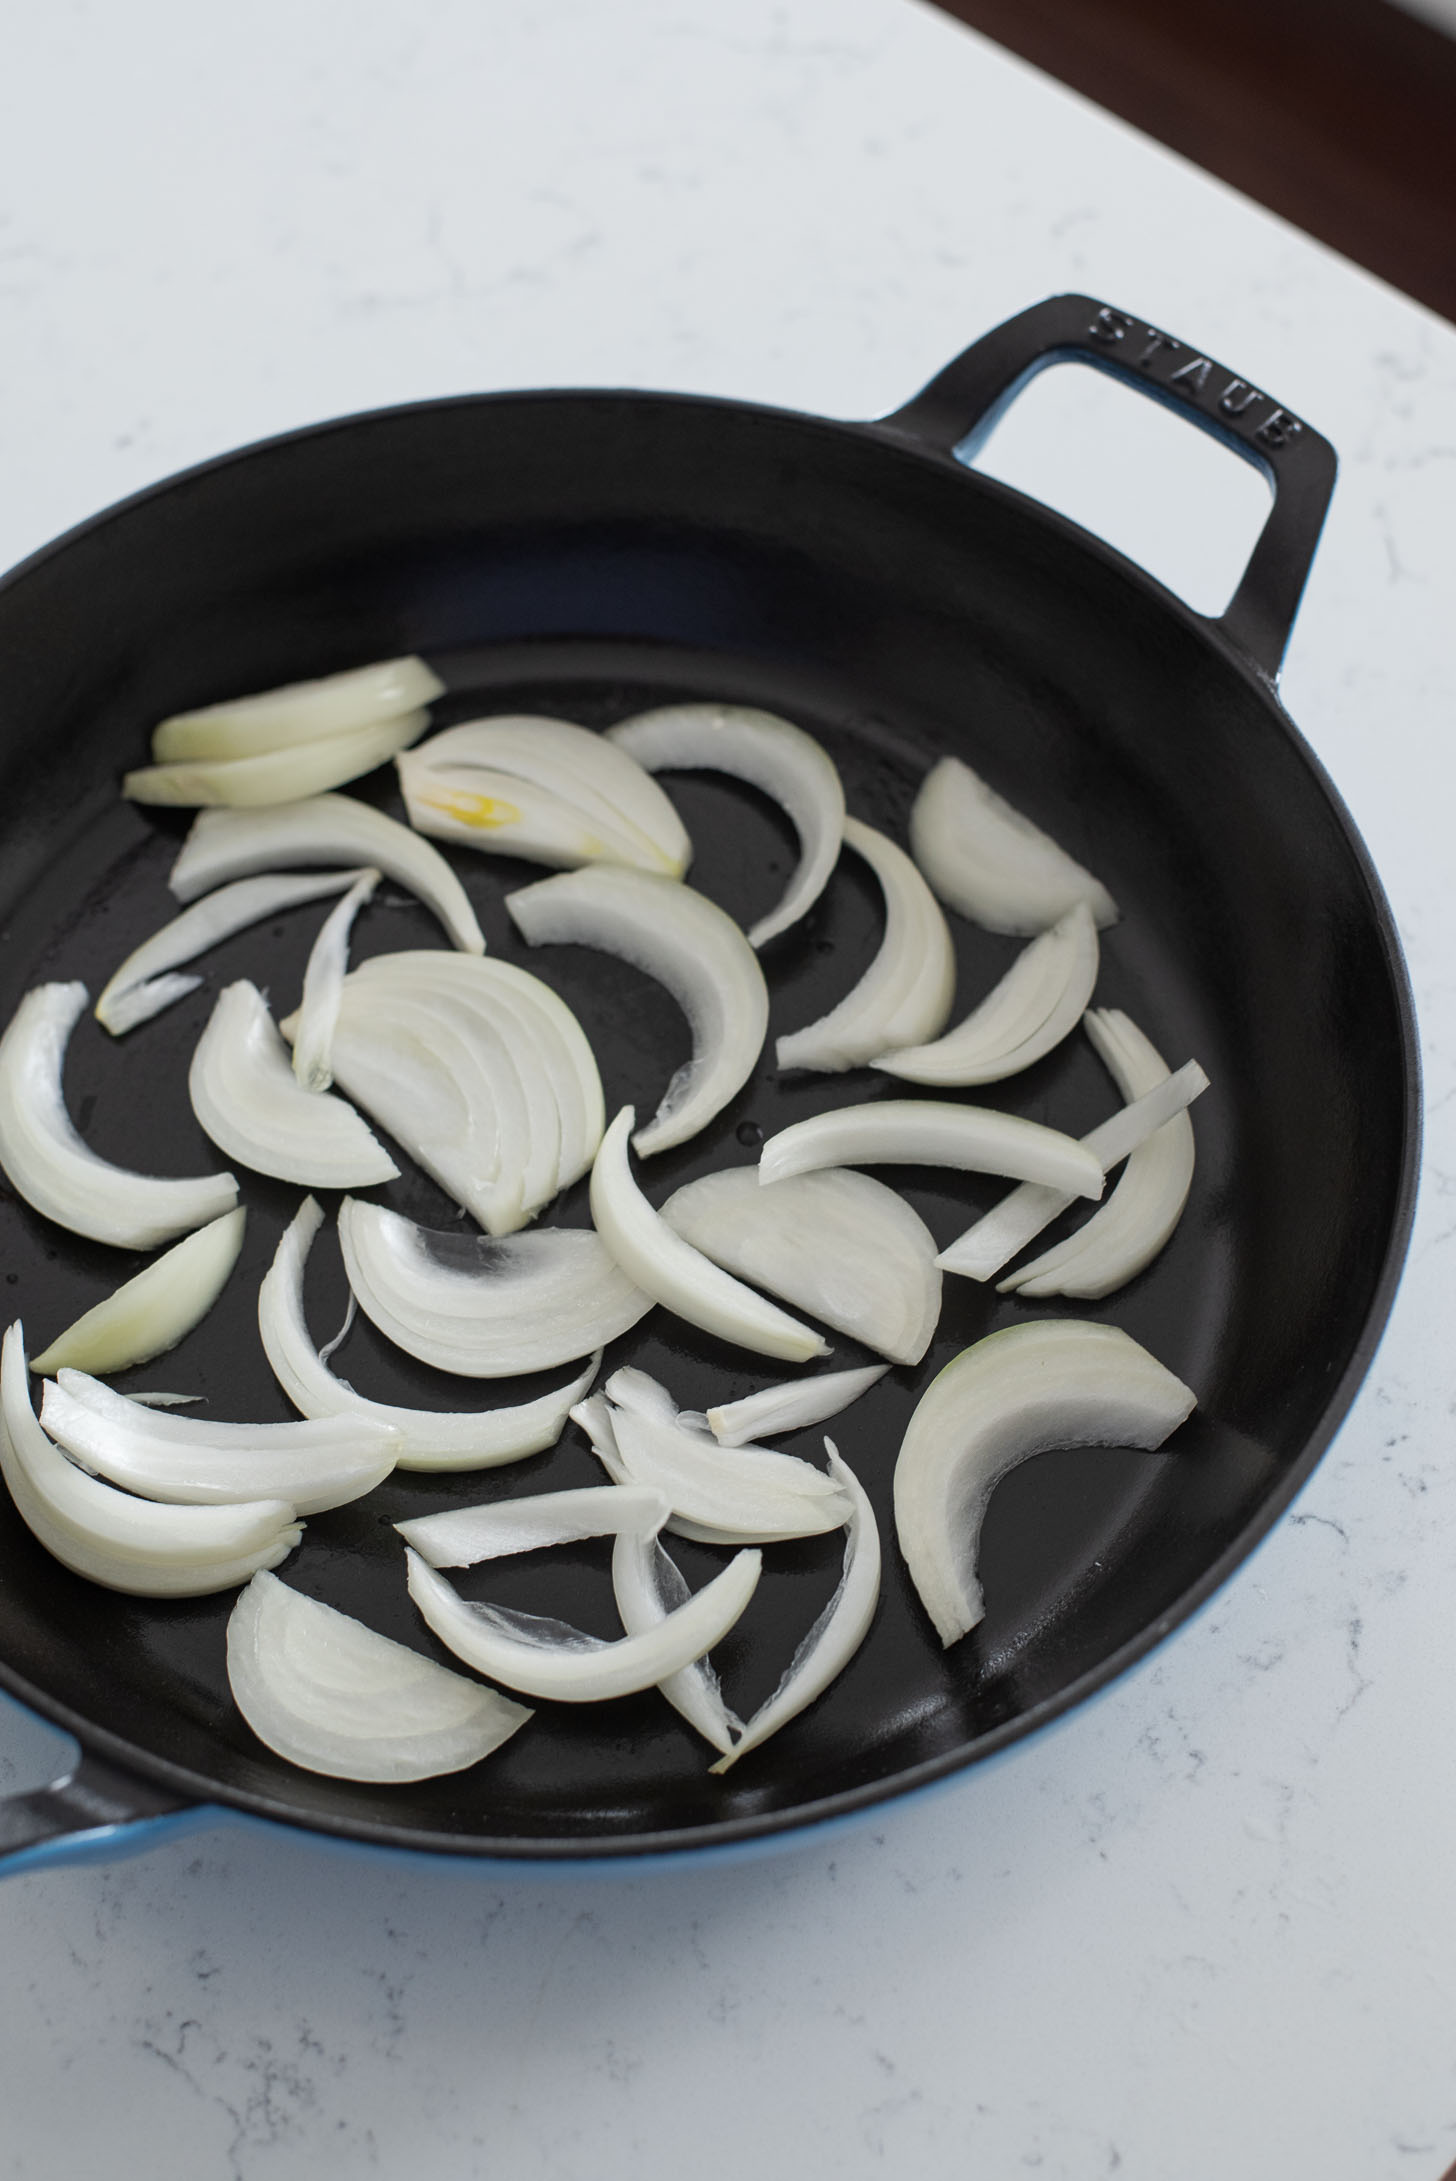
126,1390,204,1408
702,1363,889,1448
124,710,428,808
662,1167,940,1368
508,867,768,1156
96,869,373,1036
290,868,379,1093
875,902,1099,1086
259,1197,600,1471
937,1057,1209,1281
910,755,1118,936
711,1440,879,1772
589,1109,827,1363
227,1569,530,1784
398,1485,669,1567
30,1207,246,1378
41,1370,399,1516
758,1098,1104,1199
337,1197,652,1379
152,656,445,763
0,1323,301,1596
775,818,955,1071
571,1394,812,1549
611,1528,743,1755
168,794,485,954
401,762,663,872
895,1321,1196,1645
0,982,239,1249
608,703,844,946
188,981,398,1189
601,1399,851,1540
405,1542,762,1703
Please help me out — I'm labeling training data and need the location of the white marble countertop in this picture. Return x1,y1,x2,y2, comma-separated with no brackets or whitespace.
2,3,1454,2175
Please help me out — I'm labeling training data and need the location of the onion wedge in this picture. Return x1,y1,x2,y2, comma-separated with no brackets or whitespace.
188,981,398,1189
710,1440,879,1772
337,1196,652,1378
775,818,955,1072
875,902,1099,1086
41,1369,400,1515
152,656,445,763
124,710,428,808
611,1527,744,1754
895,1321,1196,1645
30,1207,246,1377
910,755,1118,936
758,1098,1104,1199
168,794,485,954
662,1166,940,1367
405,1541,762,1703
290,868,379,1093
607,703,844,946
589,1109,828,1363
260,1198,600,1470
398,1485,669,1567
0,982,239,1248
227,1569,531,1783
0,1323,301,1597
508,867,768,1157
696,1363,889,1447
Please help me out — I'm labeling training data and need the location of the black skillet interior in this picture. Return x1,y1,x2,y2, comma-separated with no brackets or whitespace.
0,304,1417,1859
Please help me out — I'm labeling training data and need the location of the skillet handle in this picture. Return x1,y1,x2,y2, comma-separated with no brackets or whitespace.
881,292,1336,685
0,1747,193,1877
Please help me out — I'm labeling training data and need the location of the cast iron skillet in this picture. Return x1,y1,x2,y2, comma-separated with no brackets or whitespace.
0,295,1419,1873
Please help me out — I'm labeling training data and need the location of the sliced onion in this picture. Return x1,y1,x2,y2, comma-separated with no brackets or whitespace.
607,703,844,946
227,1569,531,1783
0,982,239,1248
152,656,445,763
30,1207,246,1377
168,794,485,955
0,1323,301,1596
910,755,1118,936
397,1485,668,1567
611,1529,743,1755
895,1321,1196,1645
124,710,428,808
188,981,398,1189
259,1198,600,1471
758,1098,1104,1199
41,1369,399,1515
589,1109,828,1363
337,1196,652,1379
662,1166,940,1367
95,868,374,1036
699,1363,889,1448
290,868,379,1093
875,901,1099,1086
507,866,768,1156
775,818,955,1071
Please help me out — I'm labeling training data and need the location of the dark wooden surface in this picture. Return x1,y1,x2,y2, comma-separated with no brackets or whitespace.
929,0,1456,323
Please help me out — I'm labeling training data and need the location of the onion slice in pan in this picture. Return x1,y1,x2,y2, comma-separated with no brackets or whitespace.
758,1098,1104,1199
910,754,1118,936
290,867,379,1094
30,1206,246,1378
607,702,844,946
611,1525,744,1755
875,901,1099,1086
227,1569,531,1784
695,1363,889,1448
124,710,428,808
398,1485,668,1568
895,1321,1196,1646
152,655,444,764
0,982,239,1249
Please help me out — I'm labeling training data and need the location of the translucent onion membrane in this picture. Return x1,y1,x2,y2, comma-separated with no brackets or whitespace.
611,1526,743,1753
508,866,768,1157
876,901,1099,1087
894,1321,1196,1646
710,1440,880,1772
260,1197,600,1471
124,709,428,808
998,1011,1199,1298
936,1055,1209,1282
397,1484,669,1568
910,755,1119,936
152,656,445,764
30,1207,246,1377
775,818,955,1072
227,1569,531,1783
0,982,239,1249
694,1362,889,1447
168,794,485,955
0,1323,300,1597
758,1098,1104,1200
663,1166,940,1367
41,1369,400,1515
398,715,689,876
405,1540,763,1703
337,1196,652,1379
589,1109,827,1363
607,703,845,947
188,981,398,1189
290,867,379,1093
95,868,374,1036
